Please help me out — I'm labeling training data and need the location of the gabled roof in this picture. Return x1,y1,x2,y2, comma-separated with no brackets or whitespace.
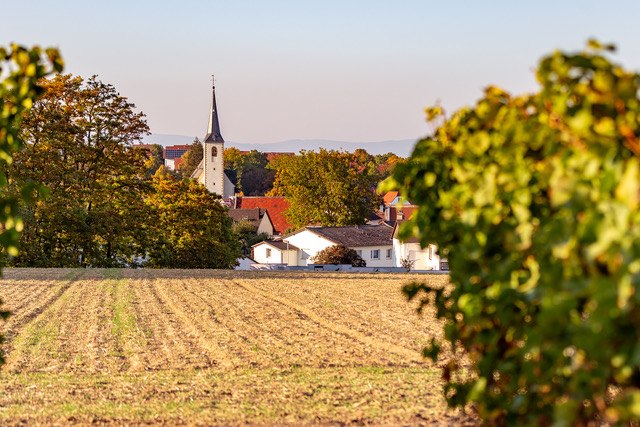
383,191,399,206
304,223,393,247
227,207,261,222
236,196,291,235
252,240,299,251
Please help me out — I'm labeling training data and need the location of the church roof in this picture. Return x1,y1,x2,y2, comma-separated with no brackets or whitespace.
204,81,224,143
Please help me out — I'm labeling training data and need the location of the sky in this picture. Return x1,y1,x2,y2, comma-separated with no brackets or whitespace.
4,1,640,144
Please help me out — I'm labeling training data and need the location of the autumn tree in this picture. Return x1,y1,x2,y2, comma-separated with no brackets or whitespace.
145,167,240,268
7,74,150,267
0,44,63,363
313,245,365,267
179,137,203,178
141,143,164,177
269,149,379,228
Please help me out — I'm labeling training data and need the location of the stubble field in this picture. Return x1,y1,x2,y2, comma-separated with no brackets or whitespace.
0,268,473,425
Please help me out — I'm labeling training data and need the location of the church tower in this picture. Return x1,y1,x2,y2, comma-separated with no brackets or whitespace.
203,78,225,196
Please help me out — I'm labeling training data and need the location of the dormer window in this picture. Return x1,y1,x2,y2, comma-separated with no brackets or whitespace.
212,146,218,158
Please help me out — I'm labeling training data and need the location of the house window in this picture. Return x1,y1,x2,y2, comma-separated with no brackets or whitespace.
371,249,380,259
428,245,433,260
386,248,392,259
212,146,217,158
266,248,271,258
356,250,362,257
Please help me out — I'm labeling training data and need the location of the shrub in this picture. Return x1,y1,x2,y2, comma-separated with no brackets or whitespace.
313,245,366,267
385,41,640,424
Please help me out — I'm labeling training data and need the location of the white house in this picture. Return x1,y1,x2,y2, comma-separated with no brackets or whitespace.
252,240,299,266
392,221,444,271
252,224,395,267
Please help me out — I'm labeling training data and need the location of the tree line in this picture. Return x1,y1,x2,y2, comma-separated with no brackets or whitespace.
1,74,239,268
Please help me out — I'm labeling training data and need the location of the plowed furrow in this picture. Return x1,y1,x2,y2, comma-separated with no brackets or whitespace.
0,282,58,315
152,279,246,369
257,279,442,349
108,278,149,372
235,280,424,363
147,279,216,369
1,271,83,346
67,278,117,373
3,280,93,372
178,280,302,367
190,279,409,367
128,278,190,370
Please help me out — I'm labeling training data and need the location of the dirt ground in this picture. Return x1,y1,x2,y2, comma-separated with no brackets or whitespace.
0,268,475,426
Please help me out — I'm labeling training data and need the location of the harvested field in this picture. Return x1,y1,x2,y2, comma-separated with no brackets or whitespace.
0,268,475,425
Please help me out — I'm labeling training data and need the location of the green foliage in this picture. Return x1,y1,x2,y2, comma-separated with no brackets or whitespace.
385,42,640,424
7,74,150,267
0,43,63,364
232,219,268,257
179,138,203,178
269,149,380,228
313,245,366,267
145,168,240,268
224,148,273,195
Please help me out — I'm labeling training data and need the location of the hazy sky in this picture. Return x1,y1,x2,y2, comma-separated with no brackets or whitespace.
4,1,640,144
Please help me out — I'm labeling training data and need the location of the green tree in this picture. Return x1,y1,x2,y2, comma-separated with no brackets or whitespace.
385,41,640,424
179,137,203,178
0,44,63,363
313,245,365,267
224,148,270,194
8,74,150,267
232,219,268,257
145,167,240,268
269,149,379,228
241,167,275,196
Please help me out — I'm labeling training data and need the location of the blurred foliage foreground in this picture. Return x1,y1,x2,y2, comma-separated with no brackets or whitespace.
0,44,63,363
386,40,640,424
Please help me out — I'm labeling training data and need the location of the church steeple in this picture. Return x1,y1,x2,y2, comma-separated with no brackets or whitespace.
204,75,224,142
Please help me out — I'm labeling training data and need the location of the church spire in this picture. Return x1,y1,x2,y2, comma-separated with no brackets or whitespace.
204,75,224,142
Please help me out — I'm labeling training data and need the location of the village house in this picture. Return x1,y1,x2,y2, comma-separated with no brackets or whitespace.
252,223,395,267
391,220,445,270
227,207,275,237
234,196,292,236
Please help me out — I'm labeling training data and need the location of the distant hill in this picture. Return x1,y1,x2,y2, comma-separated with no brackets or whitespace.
143,134,418,157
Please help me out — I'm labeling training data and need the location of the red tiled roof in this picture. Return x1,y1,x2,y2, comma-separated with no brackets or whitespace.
236,196,292,235
383,191,399,206
387,206,417,222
